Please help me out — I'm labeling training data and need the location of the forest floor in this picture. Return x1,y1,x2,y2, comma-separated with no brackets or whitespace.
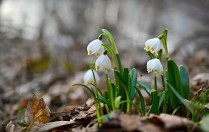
0,38,209,132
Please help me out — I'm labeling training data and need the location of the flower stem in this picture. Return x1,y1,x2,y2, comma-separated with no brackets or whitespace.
160,74,167,112
158,29,170,60
95,101,102,126
116,53,123,72
161,75,165,91
154,73,158,92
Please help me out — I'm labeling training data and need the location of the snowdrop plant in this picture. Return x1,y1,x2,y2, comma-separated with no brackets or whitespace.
74,29,142,124
74,28,205,124
139,29,207,121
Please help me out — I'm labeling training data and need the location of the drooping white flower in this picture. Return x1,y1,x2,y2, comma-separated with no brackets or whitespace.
87,39,103,56
147,59,163,74
95,45,105,57
144,38,162,53
95,54,112,71
83,70,100,85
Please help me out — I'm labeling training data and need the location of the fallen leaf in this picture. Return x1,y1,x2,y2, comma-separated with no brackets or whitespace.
191,73,209,90
37,121,75,132
98,111,202,132
5,121,15,132
25,94,50,131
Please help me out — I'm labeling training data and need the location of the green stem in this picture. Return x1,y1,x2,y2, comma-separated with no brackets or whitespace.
158,29,170,59
161,75,165,91
95,102,102,126
161,75,167,113
154,73,158,92
116,53,123,72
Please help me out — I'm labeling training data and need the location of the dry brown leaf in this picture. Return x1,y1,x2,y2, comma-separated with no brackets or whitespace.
5,121,15,132
25,94,50,131
37,121,75,132
98,112,202,132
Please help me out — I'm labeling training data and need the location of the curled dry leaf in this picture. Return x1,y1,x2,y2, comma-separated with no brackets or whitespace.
5,121,15,132
37,121,75,132
25,94,50,131
98,111,202,132
191,73,209,90
191,73,209,98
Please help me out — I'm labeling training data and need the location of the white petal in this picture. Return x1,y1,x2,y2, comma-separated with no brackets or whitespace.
146,59,163,74
95,55,112,71
95,45,105,57
145,38,161,53
87,39,102,55
84,70,100,84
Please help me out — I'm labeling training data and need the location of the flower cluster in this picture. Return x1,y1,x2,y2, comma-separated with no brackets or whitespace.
84,38,113,84
87,39,112,71
145,38,163,74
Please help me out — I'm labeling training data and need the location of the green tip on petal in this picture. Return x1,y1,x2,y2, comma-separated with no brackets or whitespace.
96,53,100,57
88,50,92,55
96,66,100,71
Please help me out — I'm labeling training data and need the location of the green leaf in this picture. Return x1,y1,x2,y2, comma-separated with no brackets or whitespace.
172,106,181,115
138,81,152,96
148,95,160,115
135,87,145,116
180,66,190,99
200,89,209,104
167,83,193,113
102,29,117,53
130,68,137,101
110,83,116,103
102,43,115,57
158,91,165,109
167,59,183,109
115,70,131,112
98,96,111,108
201,115,209,132
151,89,158,101
123,68,130,88
115,96,122,109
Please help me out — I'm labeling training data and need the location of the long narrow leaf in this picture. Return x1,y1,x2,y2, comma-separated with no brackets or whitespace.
73,84,96,100
148,95,160,115
102,29,117,53
180,66,190,99
167,59,183,109
130,68,137,101
134,87,145,116
158,91,165,109
167,83,193,113
138,81,152,96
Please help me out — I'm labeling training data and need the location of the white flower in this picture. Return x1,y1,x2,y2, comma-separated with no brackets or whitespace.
87,39,103,56
83,70,100,85
147,59,163,74
95,45,105,57
95,55,112,71
144,38,162,53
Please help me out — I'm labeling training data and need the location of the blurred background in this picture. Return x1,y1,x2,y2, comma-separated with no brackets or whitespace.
0,0,209,122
